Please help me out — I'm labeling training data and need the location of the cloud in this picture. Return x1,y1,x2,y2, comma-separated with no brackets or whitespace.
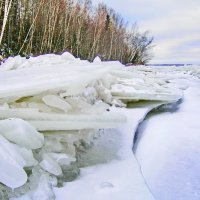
152,34,200,64
141,7,200,64
92,0,200,64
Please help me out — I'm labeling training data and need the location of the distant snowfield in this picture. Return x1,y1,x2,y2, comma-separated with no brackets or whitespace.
0,53,200,200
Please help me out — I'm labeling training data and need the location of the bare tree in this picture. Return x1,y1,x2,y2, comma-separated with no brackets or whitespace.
0,0,13,46
0,0,154,64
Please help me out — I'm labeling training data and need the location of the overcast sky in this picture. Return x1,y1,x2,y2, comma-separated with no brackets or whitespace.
92,0,200,64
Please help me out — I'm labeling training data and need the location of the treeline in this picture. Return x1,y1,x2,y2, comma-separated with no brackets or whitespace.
0,0,153,64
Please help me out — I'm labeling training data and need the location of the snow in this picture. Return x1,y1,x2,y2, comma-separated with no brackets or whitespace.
0,52,200,199
135,79,200,200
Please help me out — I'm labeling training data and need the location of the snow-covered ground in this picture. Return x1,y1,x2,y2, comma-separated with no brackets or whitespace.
0,53,200,200
135,79,200,200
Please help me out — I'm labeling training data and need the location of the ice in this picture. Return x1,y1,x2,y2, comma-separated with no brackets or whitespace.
60,52,76,61
0,107,126,130
63,97,91,110
95,82,114,104
29,174,56,200
100,60,124,67
0,56,26,72
93,56,101,63
0,135,27,167
27,102,52,113
11,173,56,200
40,153,62,176
0,118,44,149
100,74,119,89
0,135,27,188
54,106,161,200
80,101,109,114
43,134,67,153
15,146,38,167
27,112,126,131
1,52,200,199
0,136,37,168
42,95,72,112
1,53,196,105
47,153,76,166
82,87,98,104
0,62,111,101
111,84,182,101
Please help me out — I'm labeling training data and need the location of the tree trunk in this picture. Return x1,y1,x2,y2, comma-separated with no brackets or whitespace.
0,0,13,46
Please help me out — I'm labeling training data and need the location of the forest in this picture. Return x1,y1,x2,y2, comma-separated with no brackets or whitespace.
0,0,154,64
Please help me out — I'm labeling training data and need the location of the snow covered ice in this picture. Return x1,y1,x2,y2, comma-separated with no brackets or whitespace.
135,79,200,200
0,53,200,199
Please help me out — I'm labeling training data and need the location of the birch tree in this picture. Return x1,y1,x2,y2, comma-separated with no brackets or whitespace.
0,0,13,46
0,0,154,64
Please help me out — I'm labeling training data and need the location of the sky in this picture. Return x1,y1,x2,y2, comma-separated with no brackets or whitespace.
92,0,200,64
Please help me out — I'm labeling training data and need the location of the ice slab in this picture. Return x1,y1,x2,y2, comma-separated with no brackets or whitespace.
0,63,112,101
40,154,62,176
0,109,126,130
0,118,44,149
15,146,38,167
42,95,72,112
0,135,27,188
